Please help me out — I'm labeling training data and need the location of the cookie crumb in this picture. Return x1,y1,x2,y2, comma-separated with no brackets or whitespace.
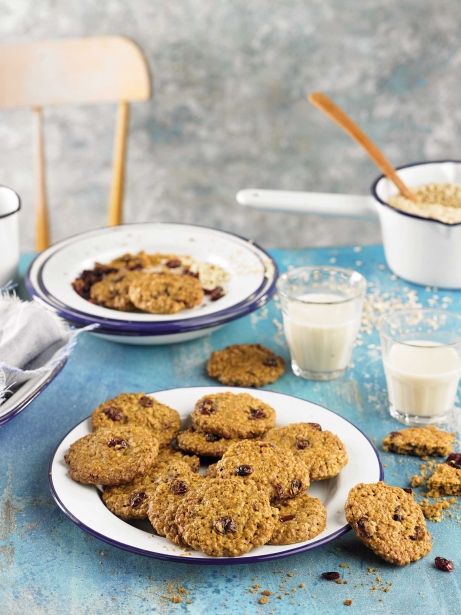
261,590,271,596
343,599,353,606
338,562,349,568
258,596,270,605
419,497,456,522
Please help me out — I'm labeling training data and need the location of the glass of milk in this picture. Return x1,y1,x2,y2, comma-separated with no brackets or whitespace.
277,267,366,380
379,309,461,425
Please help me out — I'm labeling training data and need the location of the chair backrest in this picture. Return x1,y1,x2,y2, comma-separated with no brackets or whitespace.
0,36,152,249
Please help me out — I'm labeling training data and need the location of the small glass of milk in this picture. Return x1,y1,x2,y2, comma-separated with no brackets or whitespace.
277,267,366,380
379,309,461,425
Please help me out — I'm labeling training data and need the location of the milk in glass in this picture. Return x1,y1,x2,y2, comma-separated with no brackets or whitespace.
283,293,361,377
384,340,461,418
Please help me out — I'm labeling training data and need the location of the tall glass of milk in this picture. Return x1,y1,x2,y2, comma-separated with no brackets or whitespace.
379,309,461,425
277,267,366,380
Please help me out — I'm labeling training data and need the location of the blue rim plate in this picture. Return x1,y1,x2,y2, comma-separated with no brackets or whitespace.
26,223,278,335
0,358,67,427
49,386,383,564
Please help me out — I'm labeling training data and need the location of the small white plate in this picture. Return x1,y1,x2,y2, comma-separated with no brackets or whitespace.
27,224,277,345
49,387,383,564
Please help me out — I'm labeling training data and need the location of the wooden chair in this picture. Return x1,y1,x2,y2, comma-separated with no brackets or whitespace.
0,36,152,250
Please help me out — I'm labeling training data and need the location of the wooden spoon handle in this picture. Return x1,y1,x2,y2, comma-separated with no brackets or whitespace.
308,92,416,201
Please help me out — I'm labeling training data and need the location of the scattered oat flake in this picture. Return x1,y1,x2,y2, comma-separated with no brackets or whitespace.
338,562,349,568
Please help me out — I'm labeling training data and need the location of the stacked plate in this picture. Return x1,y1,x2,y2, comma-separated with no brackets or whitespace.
26,223,278,345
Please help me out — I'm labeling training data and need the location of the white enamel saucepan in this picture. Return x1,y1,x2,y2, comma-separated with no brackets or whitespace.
237,159,461,289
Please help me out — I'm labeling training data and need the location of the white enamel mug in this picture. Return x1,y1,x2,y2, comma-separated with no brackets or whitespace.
237,160,461,289
0,185,21,287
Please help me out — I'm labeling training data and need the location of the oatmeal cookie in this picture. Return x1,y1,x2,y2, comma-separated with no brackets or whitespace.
154,446,201,473
205,463,218,478
427,454,461,497
345,482,432,566
176,427,244,458
264,423,348,481
128,271,204,314
214,440,310,501
107,251,152,271
269,494,327,545
101,449,199,520
174,477,278,556
207,344,285,387
148,470,203,544
89,270,142,311
382,426,455,458
92,393,181,447
64,426,159,486
191,392,276,439
102,458,195,520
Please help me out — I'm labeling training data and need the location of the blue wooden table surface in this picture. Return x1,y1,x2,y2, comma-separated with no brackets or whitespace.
1,246,460,615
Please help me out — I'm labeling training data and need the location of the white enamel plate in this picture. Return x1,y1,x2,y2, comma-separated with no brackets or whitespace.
49,387,383,564
27,224,278,345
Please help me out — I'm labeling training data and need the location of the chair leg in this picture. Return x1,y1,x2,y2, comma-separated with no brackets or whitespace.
108,101,129,226
33,107,50,251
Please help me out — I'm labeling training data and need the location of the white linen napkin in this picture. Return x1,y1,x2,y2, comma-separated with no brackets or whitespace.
0,290,93,404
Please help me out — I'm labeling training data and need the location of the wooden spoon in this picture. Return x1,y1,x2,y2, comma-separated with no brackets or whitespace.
308,92,416,201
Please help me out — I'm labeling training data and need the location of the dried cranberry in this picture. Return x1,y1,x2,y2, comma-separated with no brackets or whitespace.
103,407,124,422
198,399,217,415
390,431,400,438
71,265,118,299
129,492,147,508
307,422,322,431
274,483,285,499
139,396,153,408
166,258,182,268
213,516,237,534
249,408,266,420
280,514,296,523
127,263,144,271
184,269,199,278
107,437,127,450
290,479,303,496
296,438,310,450
205,433,221,442
170,480,188,495
434,556,454,572
236,464,253,476
356,516,370,538
403,488,413,494
392,506,403,522
410,526,424,541
321,572,340,581
445,453,461,469
262,357,278,367
208,286,225,301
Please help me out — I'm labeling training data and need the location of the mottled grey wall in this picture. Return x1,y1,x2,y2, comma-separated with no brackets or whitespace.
1,0,460,251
